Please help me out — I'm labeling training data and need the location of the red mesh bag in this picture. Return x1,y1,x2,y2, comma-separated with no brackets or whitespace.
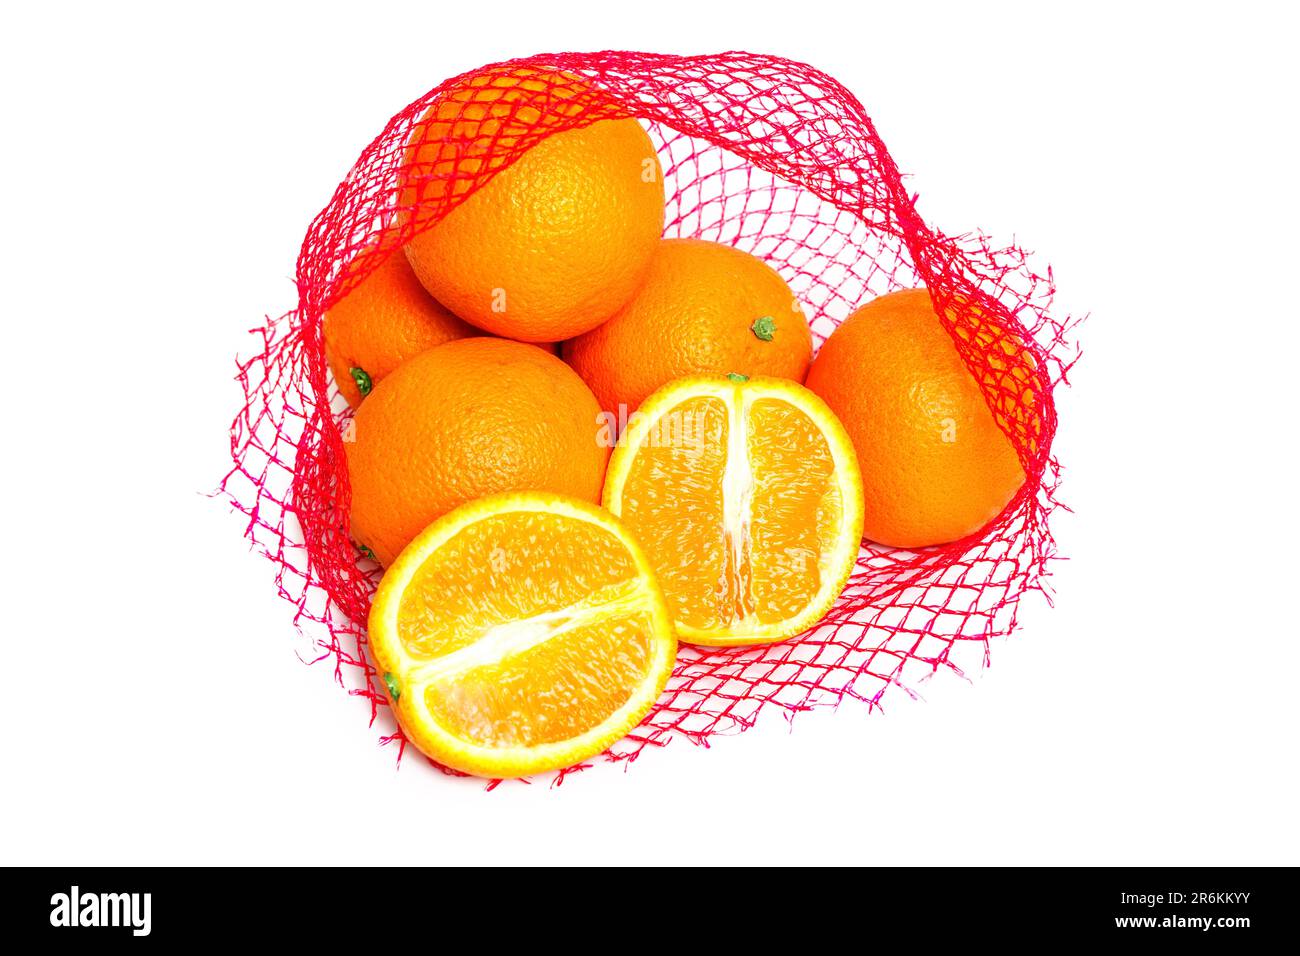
222,51,1079,783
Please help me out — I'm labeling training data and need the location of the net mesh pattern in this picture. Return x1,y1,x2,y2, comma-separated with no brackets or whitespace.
222,51,1079,785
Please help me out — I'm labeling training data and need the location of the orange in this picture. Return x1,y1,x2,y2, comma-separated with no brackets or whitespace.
369,492,676,778
804,288,1031,549
401,67,665,342
564,239,813,420
346,338,608,566
323,250,477,407
603,375,863,646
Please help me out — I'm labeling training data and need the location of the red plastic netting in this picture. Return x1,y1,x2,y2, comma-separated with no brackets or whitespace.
222,50,1080,784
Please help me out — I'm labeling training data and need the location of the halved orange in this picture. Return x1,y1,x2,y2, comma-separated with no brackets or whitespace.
368,492,677,778
603,375,864,647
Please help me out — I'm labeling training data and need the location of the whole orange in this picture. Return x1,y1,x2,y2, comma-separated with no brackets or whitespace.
805,288,1030,549
324,251,476,407
401,68,664,343
563,239,813,418
346,337,609,566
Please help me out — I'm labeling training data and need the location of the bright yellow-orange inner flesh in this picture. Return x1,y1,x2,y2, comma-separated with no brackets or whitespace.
424,613,654,748
620,392,842,634
395,511,657,748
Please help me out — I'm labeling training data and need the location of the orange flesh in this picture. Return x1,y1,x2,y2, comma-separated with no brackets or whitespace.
748,397,840,624
424,613,654,748
620,396,728,630
395,511,657,748
619,392,840,633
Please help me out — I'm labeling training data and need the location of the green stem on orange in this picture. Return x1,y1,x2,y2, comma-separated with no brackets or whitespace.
350,366,373,397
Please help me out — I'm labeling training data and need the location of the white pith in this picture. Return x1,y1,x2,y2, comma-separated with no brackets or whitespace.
720,387,756,621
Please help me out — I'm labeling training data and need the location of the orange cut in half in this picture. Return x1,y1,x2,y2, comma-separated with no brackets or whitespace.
603,375,865,647
368,492,677,778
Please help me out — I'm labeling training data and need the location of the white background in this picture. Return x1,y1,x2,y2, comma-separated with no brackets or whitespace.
2,1,1297,866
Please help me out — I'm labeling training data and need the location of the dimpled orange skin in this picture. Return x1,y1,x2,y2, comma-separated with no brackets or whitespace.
346,337,610,566
323,251,478,408
401,70,665,343
804,288,1028,549
563,238,813,417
